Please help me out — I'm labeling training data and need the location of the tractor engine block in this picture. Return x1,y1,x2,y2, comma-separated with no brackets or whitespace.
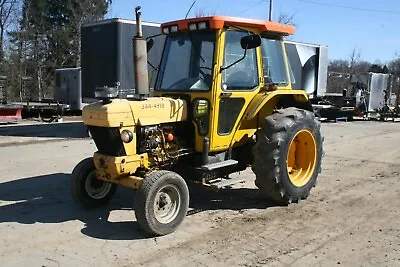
137,124,183,164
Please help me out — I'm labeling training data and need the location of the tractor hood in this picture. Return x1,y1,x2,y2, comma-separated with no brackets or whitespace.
82,97,188,127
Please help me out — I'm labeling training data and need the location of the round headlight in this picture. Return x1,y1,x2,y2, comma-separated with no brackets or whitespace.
121,130,133,143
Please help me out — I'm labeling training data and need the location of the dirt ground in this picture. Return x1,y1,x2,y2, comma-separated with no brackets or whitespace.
0,120,400,267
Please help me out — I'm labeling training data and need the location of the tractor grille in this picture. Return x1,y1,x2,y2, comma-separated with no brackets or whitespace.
88,126,126,156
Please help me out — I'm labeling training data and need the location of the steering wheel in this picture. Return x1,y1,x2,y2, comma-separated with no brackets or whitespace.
199,68,212,85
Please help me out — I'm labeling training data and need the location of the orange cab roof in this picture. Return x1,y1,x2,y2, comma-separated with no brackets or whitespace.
161,16,295,36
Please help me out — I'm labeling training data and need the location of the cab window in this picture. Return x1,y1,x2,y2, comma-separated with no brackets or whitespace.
261,38,289,85
222,31,259,90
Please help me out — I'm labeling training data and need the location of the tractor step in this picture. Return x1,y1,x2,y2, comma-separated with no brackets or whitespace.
209,177,246,190
200,159,238,171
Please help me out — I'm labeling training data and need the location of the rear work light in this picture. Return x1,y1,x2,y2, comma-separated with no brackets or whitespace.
162,24,179,34
188,21,208,31
197,22,207,30
163,21,208,34
162,27,169,34
189,23,197,31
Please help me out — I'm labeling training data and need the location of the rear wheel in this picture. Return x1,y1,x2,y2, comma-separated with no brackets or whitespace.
252,107,323,204
134,170,189,236
70,157,117,208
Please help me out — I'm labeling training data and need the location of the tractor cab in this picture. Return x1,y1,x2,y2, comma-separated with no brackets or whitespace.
152,16,300,153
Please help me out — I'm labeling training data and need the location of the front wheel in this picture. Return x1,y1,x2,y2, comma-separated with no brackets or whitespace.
134,170,189,236
69,157,117,208
252,107,323,205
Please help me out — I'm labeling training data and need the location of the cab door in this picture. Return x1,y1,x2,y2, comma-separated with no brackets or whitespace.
210,29,263,151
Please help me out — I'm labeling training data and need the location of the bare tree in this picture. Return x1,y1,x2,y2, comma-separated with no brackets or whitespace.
326,47,374,93
277,12,296,26
388,55,400,106
348,46,361,74
67,0,113,66
389,56,400,75
0,0,19,58
195,8,216,18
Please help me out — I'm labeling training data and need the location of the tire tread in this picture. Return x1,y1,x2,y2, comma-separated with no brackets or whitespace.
134,170,189,236
252,107,324,205
69,157,117,208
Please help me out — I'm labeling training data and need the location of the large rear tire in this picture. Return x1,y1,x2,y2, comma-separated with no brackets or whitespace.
252,107,323,205
70,157,117,208
134,170,189,236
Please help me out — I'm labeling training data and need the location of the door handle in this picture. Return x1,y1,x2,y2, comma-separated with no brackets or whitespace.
220,92,232,97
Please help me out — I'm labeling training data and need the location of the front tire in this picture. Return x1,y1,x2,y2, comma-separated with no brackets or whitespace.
70,157,117,208
134,170,189,236
252,107,323,205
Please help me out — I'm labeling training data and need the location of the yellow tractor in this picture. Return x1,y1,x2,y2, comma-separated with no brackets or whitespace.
70,8,323,236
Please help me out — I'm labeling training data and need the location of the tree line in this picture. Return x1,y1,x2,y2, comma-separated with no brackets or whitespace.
327,48,400,95
0,0,112,103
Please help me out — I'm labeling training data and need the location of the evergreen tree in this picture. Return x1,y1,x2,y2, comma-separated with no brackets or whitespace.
6,0,112,101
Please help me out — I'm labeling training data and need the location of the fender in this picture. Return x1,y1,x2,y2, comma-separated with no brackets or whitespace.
243,90,311,120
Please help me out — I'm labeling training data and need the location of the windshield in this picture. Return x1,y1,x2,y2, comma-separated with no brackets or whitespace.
156,30,216,91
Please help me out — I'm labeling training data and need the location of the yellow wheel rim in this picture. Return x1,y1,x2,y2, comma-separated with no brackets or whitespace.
287,129,317,187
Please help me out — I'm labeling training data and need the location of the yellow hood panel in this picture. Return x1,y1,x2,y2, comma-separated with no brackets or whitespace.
82,97,188,127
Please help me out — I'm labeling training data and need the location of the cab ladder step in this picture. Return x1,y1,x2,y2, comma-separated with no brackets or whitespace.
209,177,246,190
200,159,238,171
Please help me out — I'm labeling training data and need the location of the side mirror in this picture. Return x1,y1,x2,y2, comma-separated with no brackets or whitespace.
146,38,154,52
240,34,261,49
220,33,262,72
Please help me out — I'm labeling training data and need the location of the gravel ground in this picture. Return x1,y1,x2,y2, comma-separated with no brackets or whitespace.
0,120,399,267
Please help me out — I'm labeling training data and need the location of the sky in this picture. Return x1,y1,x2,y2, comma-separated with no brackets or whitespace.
107,0,400,64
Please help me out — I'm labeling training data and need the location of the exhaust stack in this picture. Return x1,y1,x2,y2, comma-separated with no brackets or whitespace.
133,6,149,98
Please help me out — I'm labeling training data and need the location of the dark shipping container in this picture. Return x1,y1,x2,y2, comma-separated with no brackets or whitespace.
81,18,165,99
